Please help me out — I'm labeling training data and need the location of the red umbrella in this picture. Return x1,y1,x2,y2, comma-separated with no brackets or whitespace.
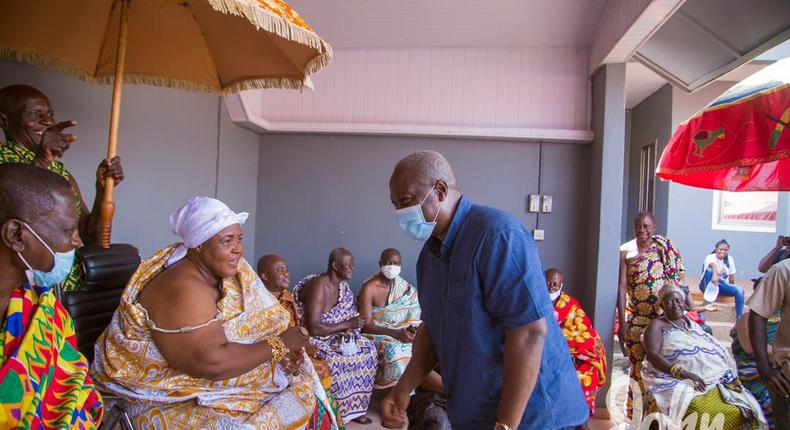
656,58,790,191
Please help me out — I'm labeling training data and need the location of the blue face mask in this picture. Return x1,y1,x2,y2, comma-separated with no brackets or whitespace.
17,222,75,288
395,185,444,241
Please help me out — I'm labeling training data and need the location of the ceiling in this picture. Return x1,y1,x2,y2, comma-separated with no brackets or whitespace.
634,0,790,92
289,0,609,49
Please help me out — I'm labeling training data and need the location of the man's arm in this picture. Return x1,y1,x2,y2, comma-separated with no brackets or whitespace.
749,312,790,396
381,324,439,428
358,281,412,340
496,318,546,427
303,278,358,336
758,236,785,273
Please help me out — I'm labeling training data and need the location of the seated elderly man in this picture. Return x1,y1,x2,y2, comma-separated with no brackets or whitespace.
0,84,124,291
257,254,334,392
294,248,377,424
359,248,433,389
545,268,607,418
0,164,103,428
91,197,337,429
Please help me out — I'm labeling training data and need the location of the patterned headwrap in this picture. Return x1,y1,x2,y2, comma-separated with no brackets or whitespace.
658,283,685,302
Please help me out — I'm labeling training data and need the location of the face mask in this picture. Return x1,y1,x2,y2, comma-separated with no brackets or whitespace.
17,222,75,288
549,284,563,301
395,185,444,241
381,265,401,280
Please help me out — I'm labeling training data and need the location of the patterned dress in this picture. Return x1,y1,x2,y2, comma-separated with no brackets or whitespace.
0,283,103,428
294,274,377,422
622,235,683,418
553,292,607,416
362,275,421,389
92,246,337,430
0,140,84,291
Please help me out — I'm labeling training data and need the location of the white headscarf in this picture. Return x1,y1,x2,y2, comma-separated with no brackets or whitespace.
166,196,249,267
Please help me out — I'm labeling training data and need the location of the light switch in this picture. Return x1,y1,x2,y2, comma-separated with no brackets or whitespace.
542,195,553,213
533,229,545,241
528,194,541,213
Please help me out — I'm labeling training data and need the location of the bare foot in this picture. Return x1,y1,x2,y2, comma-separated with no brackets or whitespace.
352,415,372,424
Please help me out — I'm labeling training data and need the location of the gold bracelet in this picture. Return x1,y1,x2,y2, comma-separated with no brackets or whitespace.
265,335,287,364
670,363,683,378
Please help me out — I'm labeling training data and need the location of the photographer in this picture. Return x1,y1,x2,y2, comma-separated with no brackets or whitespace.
758,235,790,273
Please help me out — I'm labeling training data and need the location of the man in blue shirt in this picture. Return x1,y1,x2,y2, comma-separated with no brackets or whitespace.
381,150,588,429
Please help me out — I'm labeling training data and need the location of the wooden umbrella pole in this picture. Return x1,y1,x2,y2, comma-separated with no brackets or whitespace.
100,0,130,248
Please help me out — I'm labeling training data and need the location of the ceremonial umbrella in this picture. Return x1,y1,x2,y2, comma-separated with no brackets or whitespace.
0,0,332,246
656,58,790,191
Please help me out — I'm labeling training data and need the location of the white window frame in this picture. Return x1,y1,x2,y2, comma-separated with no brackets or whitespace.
711,190,777,233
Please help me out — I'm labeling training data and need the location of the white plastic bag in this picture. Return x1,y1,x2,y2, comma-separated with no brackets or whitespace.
703,281,720,303
339,334,359,356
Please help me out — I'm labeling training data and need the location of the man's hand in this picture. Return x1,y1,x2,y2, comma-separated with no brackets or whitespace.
757,364,790,398
279,326,309,352
36,120,77,161
280,349,305,374
395,328,416,343
350,316,367,330
96,156,124,189
380,386,410,428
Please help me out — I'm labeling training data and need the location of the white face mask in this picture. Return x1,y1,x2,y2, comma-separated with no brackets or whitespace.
381,264,401,280
549,284,563,301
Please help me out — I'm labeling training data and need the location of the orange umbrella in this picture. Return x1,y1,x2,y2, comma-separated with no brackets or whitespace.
0,0,332,246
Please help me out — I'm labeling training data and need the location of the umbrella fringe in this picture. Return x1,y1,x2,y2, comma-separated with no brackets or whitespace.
206,0,330,55
0,48,99,85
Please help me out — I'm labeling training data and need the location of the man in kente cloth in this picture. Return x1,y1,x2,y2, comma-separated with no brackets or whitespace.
258,253,342,424
0,84,124,291
294,247,378,424
0,163,103,428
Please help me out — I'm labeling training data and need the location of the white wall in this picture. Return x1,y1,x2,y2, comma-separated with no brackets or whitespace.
0,60,259,259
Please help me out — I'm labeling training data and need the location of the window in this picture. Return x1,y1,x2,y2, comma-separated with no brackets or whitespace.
712,191,777,232
639,141,657,213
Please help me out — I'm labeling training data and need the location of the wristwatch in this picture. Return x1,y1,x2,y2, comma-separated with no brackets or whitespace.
494,423,514,430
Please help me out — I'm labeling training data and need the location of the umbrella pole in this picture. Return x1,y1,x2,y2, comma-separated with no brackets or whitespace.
100,0,130,248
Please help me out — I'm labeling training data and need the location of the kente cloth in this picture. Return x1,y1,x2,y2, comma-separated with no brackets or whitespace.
553,292,607,416
0,282,103,429
277,288,334,393
621,235,684,417
362,275,421,389
293,274,377,422
91,245,338,430
641,317,766,429
0,140,83,292
731,314,781,427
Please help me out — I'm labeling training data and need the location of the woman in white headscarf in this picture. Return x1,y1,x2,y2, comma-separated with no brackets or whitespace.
91,197,339,430
640,284,766,429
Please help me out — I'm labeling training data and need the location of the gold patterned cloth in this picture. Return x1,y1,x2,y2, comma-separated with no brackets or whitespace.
91,244,336,430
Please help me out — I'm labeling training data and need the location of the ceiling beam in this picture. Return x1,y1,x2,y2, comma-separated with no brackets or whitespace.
588,0,686,75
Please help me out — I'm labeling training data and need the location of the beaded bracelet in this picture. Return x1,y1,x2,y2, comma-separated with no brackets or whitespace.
670,363,683,379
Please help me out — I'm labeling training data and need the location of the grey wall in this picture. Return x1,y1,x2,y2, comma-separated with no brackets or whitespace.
666,82,775,282
255,133,592,298
626,84,673,235
0,60,259,259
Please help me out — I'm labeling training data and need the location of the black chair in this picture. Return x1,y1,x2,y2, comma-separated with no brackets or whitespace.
58,243,141,430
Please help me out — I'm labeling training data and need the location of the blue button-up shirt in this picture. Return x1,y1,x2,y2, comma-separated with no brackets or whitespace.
416,196,588,429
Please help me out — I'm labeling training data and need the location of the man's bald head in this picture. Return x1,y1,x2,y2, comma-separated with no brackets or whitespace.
0,85,48,119
544,267,564,294
390,150,457,189
257,254,285,275
327,247,354,280
328,247,352,266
